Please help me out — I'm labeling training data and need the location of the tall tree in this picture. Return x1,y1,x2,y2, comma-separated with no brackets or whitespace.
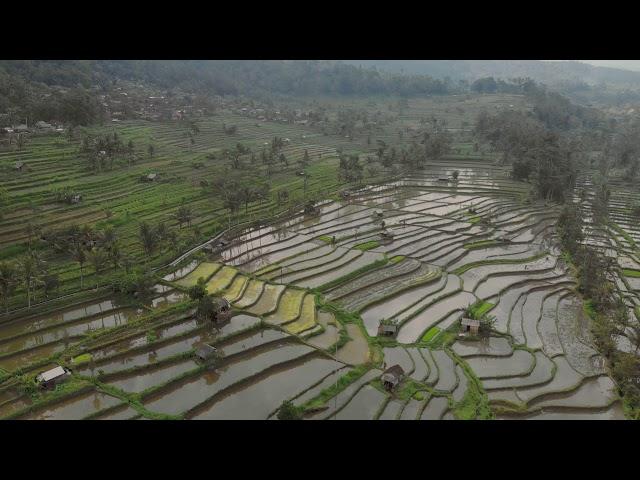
139,222,158,256
87,248,108,289
0,261,17,313
69,242,87,289
19,255,40,309
175,205,193,229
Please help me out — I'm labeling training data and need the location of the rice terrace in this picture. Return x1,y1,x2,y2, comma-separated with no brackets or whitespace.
1,60,640,421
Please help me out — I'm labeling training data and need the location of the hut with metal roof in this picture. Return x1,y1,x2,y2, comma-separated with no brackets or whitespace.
35,365,71,390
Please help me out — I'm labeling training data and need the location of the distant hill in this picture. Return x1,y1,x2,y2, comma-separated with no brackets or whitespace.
342,60,640,89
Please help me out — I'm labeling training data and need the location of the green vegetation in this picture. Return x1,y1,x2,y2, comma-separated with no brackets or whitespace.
421,326,441,343
303,364,370,411
466,300,495,319
72,353,93,365
277,400,304,420
448,349,493,420
463,240,500,250
622,268,640,278
354,240,380,251
316,257,388,293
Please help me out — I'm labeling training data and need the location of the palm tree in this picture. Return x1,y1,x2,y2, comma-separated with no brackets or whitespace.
139,222,158,256
25,221,42,254
108,241,124,270
70,242,87,289
87,248,108,289
175,205,193,229
100,226,118,250
0,261,17,313
19,255,40,309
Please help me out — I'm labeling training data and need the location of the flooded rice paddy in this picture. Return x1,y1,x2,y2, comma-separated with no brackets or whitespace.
1,160,629,420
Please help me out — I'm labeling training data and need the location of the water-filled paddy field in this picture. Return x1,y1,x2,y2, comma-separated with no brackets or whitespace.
0,160,628,420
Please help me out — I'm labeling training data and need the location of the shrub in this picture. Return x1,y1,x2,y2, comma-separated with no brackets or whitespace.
277,400,303,420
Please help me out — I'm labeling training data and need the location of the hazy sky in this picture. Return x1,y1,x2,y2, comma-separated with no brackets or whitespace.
577,60,640,72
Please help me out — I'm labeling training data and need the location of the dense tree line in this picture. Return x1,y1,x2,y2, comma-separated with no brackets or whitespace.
0,60,457,117
475,108,583,202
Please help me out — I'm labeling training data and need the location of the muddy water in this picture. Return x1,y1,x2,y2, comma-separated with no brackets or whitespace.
512,356,584,405
88,314,260,376
107,359,200,393
267,245,334,271
452,366,468,403
335,324,369,365
229,234,311,267
421,348,439,385
490,276,565,334
521,288,567,351
328,258,423,301
326,384,387,420
360,277,447,336
83,329,215,376
378,399,404,420
163,260,199,282
474,267,567,299
382,347,414,375
92,404,139,420
0,308,139,356
462,255,557,293
306,311,339,350
0,299,133,342
556,295,602,376
399,398,423,420
508,295,527,345
219,328,290,358
89,317,198,362
482,351,554,390
0,338,75,372
431,350,458,392
397,290,475,344
21,390,121,420
393,274,458,324
175,262,221,287
452,337,513,358
307,369,382,420
406,348,429,381
538,292,565,357
143,342,315,415
241,241,320,273
283,249,361,284
294,251,385,290
275,247,349,280
420,396,449,420
150,291,187,309
467,349,534,379
193,356,347,420
511,403,626,420
390,231,449,257
292,367,349,407
532,375,619,409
